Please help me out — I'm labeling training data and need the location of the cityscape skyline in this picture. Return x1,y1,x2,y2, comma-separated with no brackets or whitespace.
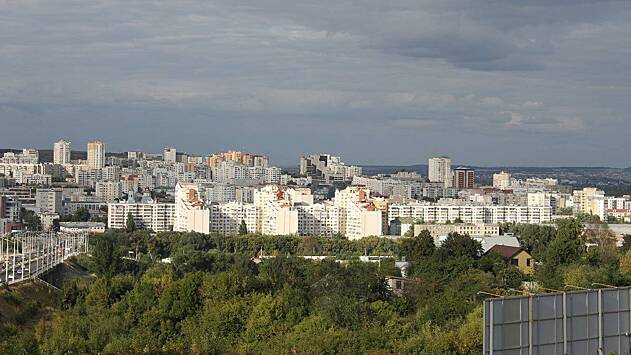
2,1,631,166
4,140,631,168
2,2,631,353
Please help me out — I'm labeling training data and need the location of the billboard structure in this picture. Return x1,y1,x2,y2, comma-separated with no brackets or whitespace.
484,287,631,355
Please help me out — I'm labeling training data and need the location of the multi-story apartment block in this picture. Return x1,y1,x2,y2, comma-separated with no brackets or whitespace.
127,151,145,160
35,189,63,214
174,182,209,233
527,192,552,207
53,140,71,164
164,146,177,164
300,154,362,183
0,149,39,164
87,140,106,169
573,187,606,221
394,223,501,237
108,200,175,232
0,195,21,221
334,186,382,240
95,181,122,202
493,171,512,189
295,203,340,237
206,150,270,168
13,172,52,186
75,169,103,187
63,201,108,218
209,201,257,234
388,202,551,225
120,175,140,193
428,156,452,188
453,167,475,189
201,183,236,203
102,166,121,182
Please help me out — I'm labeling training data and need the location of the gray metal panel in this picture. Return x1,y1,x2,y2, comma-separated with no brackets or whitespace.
483,287,631,355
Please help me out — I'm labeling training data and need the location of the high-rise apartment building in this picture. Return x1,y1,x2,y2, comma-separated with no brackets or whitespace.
428,156,452,188
108,200,175,232
300,154,362,183
206,150,270,168
174,182,209,233
53,140,71,164
35,189,63,214
87,140,106,169
333,186,382,240
127,151,145,160
573,187,606,221
21,149,39,164
493,171,512,189
95,181,122,202
164,146,177,164
453,167,475,189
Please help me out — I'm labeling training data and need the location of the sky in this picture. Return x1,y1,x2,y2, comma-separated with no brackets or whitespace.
1,0,631,167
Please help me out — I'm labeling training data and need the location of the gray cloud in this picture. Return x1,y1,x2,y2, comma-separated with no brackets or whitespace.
0,0,630,166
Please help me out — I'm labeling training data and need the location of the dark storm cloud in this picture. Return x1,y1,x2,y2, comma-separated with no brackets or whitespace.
0,0,630,166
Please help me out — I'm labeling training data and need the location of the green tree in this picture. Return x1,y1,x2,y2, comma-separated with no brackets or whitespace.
238,220,248,235
400,229,435,262
556,207,573,216
73,207,91,222
513,224,557,259
125,213,136,233
21,208,42,231
545,218,585,266
91,234,122,278
621,234,631,253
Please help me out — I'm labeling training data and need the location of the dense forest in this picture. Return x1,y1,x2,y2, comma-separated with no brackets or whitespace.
2,218,630,354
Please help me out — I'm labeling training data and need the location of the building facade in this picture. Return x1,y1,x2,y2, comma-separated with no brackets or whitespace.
428,156,452,188
53,140,71,165
87,140,106,169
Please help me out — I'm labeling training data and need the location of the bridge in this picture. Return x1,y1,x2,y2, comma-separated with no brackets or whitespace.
0,231,88,286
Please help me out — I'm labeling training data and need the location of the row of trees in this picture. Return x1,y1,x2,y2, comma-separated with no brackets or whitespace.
7,217,631,353
13,230,509,354
505,218,630,290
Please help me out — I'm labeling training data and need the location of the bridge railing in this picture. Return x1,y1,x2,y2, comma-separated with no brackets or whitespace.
0,231,88,286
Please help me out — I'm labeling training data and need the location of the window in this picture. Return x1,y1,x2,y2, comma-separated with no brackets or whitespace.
526,258,531,267
511,259,518,266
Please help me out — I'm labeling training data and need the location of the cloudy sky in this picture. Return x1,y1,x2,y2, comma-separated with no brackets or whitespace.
1,0,630,166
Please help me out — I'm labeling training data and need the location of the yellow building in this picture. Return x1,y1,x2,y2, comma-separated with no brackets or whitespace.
485,245,535,275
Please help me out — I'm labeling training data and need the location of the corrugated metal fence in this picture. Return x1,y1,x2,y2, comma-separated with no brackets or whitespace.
484,287,631,355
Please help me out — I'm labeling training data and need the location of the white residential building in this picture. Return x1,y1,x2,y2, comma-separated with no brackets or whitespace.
53,140,71,164
209,202,257,234
95,181,122,202
13,172,52,186
493,171,512,189
300,154,362,183
75,169,103,187
174,182,209,233
334,186,382,240
296,203,340,237
164,146,177,164
108,201,175,232
87,140,106,169
527,192,552,207
573,187,606,221
388,202,551,225
0,149,39,164
428,156,452,188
